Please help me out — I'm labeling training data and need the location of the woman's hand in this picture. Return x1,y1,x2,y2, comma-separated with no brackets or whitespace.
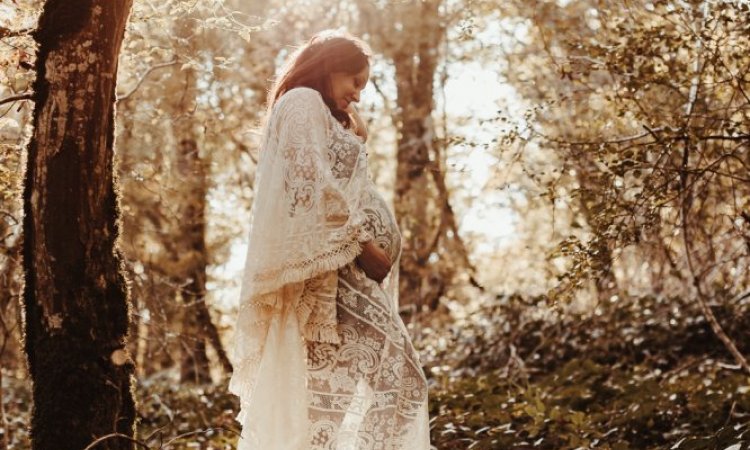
356,240,391,283
346,104,368,142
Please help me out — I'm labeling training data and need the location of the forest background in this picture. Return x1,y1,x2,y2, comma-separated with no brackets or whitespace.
1,0,749,448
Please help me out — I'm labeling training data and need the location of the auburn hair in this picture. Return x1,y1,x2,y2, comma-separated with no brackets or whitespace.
268,29,372,129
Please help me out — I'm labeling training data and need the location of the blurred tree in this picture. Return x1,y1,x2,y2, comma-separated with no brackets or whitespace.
0,151,22,450
116,1,185,381
22,0,136,448
356,0,480,313
498,0,750,372
113,0,263,381
166,14,212,385
0,4,44,447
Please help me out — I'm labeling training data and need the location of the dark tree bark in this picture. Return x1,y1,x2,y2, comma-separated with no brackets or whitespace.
22,1,136,449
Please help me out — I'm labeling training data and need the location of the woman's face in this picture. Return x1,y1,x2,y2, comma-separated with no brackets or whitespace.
329,65,370,110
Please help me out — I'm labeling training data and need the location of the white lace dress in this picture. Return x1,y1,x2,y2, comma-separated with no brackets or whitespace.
230,87,431,449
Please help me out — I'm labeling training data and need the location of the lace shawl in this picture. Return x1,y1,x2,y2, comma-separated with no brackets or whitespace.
229,87,372,424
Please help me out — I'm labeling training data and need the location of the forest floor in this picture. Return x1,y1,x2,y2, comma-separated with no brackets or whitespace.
2,293,749,449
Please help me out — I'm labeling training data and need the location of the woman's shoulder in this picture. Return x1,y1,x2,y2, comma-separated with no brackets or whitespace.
275,87,326,111
270,87,332,139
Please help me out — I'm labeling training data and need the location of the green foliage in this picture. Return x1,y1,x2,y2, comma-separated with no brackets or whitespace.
428,361,749,449
2,374,242,449
135,379,240,448
4,291,749,448
494,0,750,308
419,292,750,449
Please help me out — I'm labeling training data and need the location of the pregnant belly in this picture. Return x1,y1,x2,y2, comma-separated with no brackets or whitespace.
361,186,401,263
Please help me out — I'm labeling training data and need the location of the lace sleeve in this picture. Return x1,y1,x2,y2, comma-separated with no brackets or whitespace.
274,88,366,233
235,86,374,346
270,88,370,344
238,87,372,299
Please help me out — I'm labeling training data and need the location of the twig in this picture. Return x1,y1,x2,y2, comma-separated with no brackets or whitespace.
118,59,180,102
0,93,33,107
679,143,750,377
697,134,750,142
143,422,171,444
0,27,33,39
730,290,750,304
0,211,19,225
162,427,240,448
82,433,151,450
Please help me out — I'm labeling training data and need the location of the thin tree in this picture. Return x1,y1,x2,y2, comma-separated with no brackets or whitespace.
22,1,136,448
356,0,480,312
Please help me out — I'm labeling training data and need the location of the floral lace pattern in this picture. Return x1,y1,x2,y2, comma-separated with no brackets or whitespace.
230,87,431,449
359,181,402,264
305,259,430,449
304,172,429,449
238,87,372,301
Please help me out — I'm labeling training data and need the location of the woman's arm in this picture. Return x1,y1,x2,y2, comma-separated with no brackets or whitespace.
356,240,391,283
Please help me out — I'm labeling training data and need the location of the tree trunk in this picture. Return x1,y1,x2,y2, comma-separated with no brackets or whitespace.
165,16,215,384
175,136,212,384
391,0,443,310
22,1,135,449
174,138,233,381
0,242,23,375
354,0,471,312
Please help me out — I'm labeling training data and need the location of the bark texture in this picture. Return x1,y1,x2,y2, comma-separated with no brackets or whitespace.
390,0,444,310
23,1,136,449
356,0,446,310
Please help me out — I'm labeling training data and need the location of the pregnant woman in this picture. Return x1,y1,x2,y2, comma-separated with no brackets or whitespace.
228,29,432,449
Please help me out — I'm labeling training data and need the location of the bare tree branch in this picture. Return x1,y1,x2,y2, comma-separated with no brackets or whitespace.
0,93,33,107
0,27,33,39
118,59,180,102
82,433,150,450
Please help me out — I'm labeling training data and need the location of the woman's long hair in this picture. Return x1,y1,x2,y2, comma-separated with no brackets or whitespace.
268,29,372,129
